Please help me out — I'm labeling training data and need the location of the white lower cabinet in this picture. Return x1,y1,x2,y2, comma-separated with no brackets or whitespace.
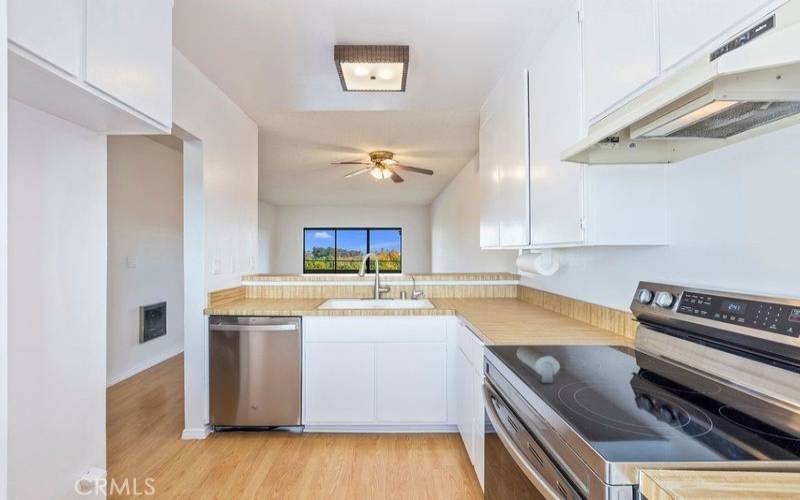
455,321,486,489
303,315,485,486
376,342,448,423
302,316,451,427
304,342,375,423
456,347,474,455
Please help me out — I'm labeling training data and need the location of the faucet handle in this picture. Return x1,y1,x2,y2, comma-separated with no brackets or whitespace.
411,290,424,299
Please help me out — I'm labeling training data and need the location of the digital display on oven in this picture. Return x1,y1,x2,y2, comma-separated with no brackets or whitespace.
720,300,748,315
790,309,800,324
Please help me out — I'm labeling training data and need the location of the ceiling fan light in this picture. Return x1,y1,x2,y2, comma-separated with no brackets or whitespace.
382,158,398,166
370,166,393,180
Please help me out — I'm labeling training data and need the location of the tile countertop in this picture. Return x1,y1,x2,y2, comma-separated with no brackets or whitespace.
239,272,520,283
203,297,633,347
639,469,800,499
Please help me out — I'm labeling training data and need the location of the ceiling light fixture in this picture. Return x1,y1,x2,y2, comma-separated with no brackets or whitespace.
334,45,409,92
370,166,392,179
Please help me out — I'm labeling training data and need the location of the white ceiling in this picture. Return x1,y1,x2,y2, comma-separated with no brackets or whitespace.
173,0,569,205
258,111,478,205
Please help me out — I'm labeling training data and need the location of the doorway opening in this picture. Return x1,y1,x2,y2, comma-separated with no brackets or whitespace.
106,134,185,387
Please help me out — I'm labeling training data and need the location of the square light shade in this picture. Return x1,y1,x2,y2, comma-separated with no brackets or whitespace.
334,45,409,92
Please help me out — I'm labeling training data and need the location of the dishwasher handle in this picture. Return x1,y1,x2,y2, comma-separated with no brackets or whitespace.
210,324,298,333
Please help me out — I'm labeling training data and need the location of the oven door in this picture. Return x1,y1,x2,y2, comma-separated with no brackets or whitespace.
484,382,581,500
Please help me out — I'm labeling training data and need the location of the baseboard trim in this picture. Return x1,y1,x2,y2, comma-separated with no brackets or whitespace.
302,424,458,433
182,426,212,440
107,345,185,387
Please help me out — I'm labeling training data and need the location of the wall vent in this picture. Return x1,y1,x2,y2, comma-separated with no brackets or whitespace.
139,302,167,343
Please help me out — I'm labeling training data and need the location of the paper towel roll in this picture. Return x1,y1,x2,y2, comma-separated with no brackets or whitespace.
516,348,561,384
516,250,560,276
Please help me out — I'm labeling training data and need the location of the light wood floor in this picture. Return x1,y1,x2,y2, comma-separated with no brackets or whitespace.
107,354,483,499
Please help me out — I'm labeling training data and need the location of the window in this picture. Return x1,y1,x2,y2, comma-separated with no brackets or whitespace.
303,228,402,274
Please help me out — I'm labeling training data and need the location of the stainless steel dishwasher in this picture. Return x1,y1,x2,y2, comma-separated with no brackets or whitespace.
209,316,302,429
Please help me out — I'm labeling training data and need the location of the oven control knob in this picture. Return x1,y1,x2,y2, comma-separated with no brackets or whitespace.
654,291,676,309
636,289,654,305
658,405,678,425
635,394,655,411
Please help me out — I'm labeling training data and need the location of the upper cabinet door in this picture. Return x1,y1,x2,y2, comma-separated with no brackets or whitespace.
658,0,776,72
8,0,83,77
479,111,501,248
528,13,584,247
495,70,531,247
581,0,659,122
85,0,173,127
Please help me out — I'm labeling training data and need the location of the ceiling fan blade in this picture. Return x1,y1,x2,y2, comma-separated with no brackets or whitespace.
388,168,404,183
344,167,372,178
332,161,370,165
395,164,434,175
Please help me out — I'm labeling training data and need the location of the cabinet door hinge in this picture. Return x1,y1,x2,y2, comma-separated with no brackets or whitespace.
579,217,587,230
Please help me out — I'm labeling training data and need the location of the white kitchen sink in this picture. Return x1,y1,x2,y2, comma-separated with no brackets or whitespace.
317,298,435,310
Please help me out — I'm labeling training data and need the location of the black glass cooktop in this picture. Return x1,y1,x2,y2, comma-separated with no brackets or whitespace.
487,345,800,463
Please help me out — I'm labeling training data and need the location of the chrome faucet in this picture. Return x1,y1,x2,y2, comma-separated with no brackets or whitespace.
358,253,390,299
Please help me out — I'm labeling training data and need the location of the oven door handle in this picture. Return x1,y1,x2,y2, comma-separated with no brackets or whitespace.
483,383,560,500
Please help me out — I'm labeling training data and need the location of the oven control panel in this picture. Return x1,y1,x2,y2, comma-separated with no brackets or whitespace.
677,291,800,338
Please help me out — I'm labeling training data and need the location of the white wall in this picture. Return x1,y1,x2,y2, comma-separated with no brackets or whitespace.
172,49,259,437
258,201,276,273
0,0,8,494
272,204,432,274
8,100,106,499
431,156,518,273
522,123,800,311
173,50,259,292
107,136,184,386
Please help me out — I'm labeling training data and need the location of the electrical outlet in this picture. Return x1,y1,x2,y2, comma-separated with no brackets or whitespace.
212,258,222,275
126,256,137,269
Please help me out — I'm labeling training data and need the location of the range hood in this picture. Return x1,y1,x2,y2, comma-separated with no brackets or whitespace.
563,0,800,164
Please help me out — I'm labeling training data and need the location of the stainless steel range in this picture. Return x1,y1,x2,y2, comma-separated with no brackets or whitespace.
483,282,800,499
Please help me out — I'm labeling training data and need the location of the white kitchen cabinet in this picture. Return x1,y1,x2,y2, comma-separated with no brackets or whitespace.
455,321,485,488
85,0,173,127
455,347,474,458
302,316,452,428
477,3,667,251
304,342,375,423
479,70,530,248
527,13,585,247
581,0,659,122
8,0,83,77
376,342,448,423
7,0,172,134
479,112,501,248
658,0,778,72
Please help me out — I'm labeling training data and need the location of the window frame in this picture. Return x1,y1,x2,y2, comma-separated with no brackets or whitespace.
302,227,403,274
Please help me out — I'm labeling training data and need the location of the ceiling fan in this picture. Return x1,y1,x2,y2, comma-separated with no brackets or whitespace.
331,150,434,183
